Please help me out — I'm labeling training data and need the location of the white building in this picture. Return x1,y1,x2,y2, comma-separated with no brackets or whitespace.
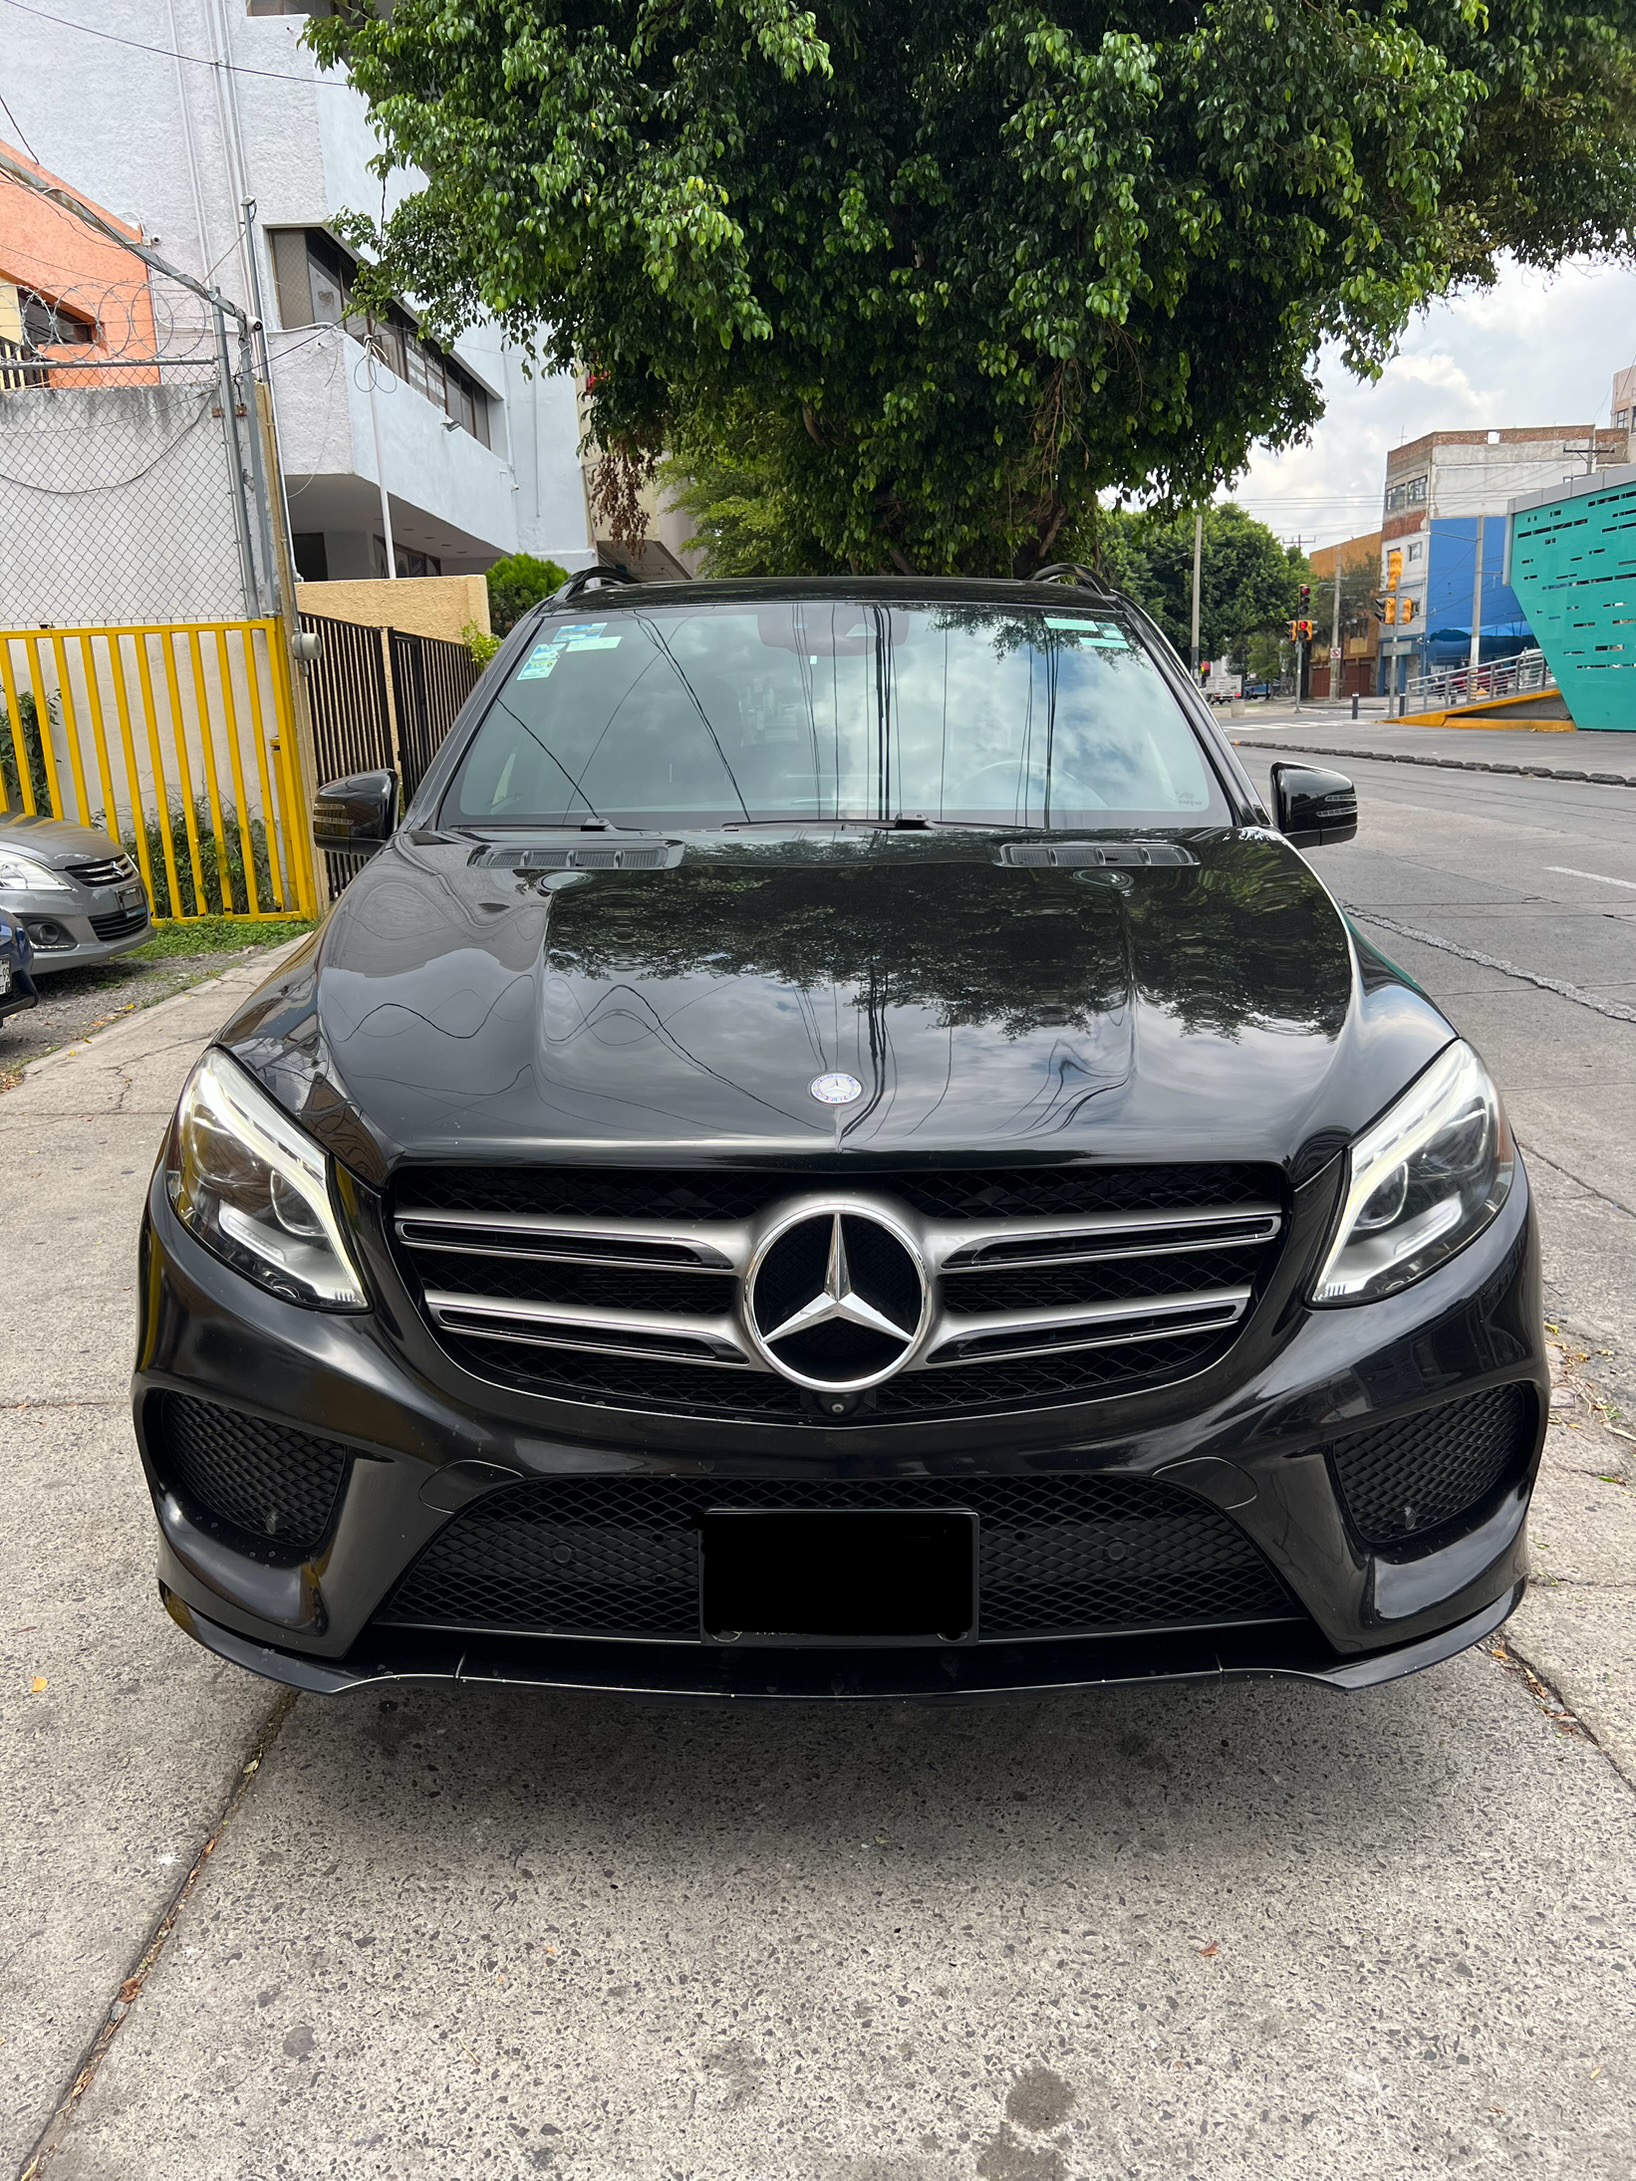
3,0,598,580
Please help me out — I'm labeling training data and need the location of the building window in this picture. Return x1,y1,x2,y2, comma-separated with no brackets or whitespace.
372,536,443,579
292,533,329,582
1407,540,1423,562
1385,475,1429,511
18,290,97,349
268,227,492,445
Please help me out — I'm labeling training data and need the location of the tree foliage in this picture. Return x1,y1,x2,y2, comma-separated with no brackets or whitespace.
312,0,1636,577
1096,503,1304,660
484,551,571,634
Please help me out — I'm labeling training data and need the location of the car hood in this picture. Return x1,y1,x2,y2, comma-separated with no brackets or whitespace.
0,812,123,867
221,829,1453,1186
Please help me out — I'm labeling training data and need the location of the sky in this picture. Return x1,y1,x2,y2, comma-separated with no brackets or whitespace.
1226,256,1636,555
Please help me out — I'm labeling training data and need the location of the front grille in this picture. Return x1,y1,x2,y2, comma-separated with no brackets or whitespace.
379,1472,1296,1641
64,853,138,888
1327,1384,1535,1545
149,1393,350,1556
89,905,148,941
392,1162,1285,1423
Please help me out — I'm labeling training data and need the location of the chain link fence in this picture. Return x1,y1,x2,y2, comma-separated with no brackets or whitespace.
0,263,272,628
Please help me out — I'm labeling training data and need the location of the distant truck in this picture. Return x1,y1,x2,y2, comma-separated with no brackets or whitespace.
1198,658,1243,702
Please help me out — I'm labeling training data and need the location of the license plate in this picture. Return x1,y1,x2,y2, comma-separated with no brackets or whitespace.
701,1509,977,1645
118,885,145,911
0,958,11,995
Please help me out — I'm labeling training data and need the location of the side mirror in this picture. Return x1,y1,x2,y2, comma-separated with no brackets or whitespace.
1271,763,1358,847
312,770,399,857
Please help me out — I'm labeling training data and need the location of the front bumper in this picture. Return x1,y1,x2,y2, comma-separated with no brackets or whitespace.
2,884,151,973
134,1161,1546,1700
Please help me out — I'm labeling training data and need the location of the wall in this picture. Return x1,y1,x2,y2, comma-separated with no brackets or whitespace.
0,383,246,626
295,575,490,644
1508,466,1636,730
0,141,160,387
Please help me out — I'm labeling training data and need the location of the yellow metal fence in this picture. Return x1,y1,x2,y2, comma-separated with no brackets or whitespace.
0,620,317,921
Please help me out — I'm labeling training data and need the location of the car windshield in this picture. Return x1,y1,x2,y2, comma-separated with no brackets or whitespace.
443,597,1226,830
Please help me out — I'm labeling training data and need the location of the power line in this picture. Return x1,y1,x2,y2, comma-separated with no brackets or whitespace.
0,0,352,89
0,86,38,160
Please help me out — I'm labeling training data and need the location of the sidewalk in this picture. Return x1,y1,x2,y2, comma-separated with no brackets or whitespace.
4,946,1636,2180
0,950,300,2169
1227,709,1636,784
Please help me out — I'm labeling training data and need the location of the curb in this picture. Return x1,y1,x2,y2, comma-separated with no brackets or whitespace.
1230,738,1636,788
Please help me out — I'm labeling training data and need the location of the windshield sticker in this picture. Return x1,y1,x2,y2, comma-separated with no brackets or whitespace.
518,622,620,677
1043,615,1131,650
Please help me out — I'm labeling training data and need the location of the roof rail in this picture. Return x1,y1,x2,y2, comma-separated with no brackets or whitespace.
547,563,644,607
1030,562,1117,600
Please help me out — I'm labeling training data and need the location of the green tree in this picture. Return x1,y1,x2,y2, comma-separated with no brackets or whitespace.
1097,504,1305,662
485,552,571,635
312,1,1636,578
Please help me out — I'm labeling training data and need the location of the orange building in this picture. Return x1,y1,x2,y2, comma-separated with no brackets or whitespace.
1309,530,1382,699
0,141,160,388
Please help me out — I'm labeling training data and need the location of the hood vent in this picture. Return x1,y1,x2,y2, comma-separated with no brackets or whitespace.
997,841,1197,869
470,840,683,873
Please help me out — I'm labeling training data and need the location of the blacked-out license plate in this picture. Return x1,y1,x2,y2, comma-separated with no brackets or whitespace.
701,1509,977,1646
0,958,11,995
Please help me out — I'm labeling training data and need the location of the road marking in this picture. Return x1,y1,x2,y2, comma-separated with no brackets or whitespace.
1345,907,1636,1027
1547,865,1636,893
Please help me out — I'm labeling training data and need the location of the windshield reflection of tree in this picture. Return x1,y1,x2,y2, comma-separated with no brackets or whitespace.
464,606,1212,828
551,838,1349,1044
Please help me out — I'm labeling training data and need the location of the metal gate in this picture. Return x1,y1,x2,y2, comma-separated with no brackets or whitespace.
0,620,318,919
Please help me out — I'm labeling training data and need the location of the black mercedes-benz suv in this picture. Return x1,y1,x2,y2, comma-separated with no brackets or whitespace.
134,571,1543,1700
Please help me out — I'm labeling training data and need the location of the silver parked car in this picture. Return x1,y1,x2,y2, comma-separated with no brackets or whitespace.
0,813,153,973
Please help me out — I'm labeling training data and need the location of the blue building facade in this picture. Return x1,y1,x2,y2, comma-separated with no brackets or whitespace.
1380,516,1534,693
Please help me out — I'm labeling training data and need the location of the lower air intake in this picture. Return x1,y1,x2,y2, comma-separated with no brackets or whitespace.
1327,1383,1535,1545
379,1472,1296,1642
150,1393,350,1556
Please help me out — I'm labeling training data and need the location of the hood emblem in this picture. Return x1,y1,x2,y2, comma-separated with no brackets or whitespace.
747,1206,929,1392
809,1072,864,1106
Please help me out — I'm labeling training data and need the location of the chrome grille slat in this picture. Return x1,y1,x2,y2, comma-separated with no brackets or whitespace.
393,1171,1285,1418
937,1207,1280,1272
423,1289,752,1366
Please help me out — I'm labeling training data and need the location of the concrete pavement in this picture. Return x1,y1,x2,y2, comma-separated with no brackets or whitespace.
3,830,1636,2178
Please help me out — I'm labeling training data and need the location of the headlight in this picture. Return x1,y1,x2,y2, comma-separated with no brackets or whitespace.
0,850,72,891
166,1051,367,1310
1312,1041,1514,1305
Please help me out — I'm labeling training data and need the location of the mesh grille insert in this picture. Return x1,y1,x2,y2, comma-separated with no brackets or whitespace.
1327,1384,1535,1545
397,1163,1278,1224
150,1393,350,1556
380,1471,1296,1641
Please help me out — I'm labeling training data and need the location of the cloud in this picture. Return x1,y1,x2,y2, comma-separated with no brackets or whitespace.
1227,257,1636,548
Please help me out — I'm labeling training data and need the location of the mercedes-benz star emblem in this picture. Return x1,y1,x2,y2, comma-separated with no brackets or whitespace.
809,1072,864,1106
747,1205,929,1393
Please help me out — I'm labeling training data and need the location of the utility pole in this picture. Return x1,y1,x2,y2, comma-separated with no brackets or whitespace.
1468,517,1485,677
1328,552,1343,701
1190,510,1203,676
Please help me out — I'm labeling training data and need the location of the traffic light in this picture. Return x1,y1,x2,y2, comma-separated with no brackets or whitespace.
1386,549,1403,588
1288,621,1300,642
1384,597,1398,624
1399,595,1417,624
1298,583,1311,611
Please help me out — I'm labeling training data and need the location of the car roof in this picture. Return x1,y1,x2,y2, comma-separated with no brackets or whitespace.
536,573,1132,616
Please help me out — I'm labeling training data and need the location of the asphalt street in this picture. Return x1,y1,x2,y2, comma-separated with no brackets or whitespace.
3,757,1635,2181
